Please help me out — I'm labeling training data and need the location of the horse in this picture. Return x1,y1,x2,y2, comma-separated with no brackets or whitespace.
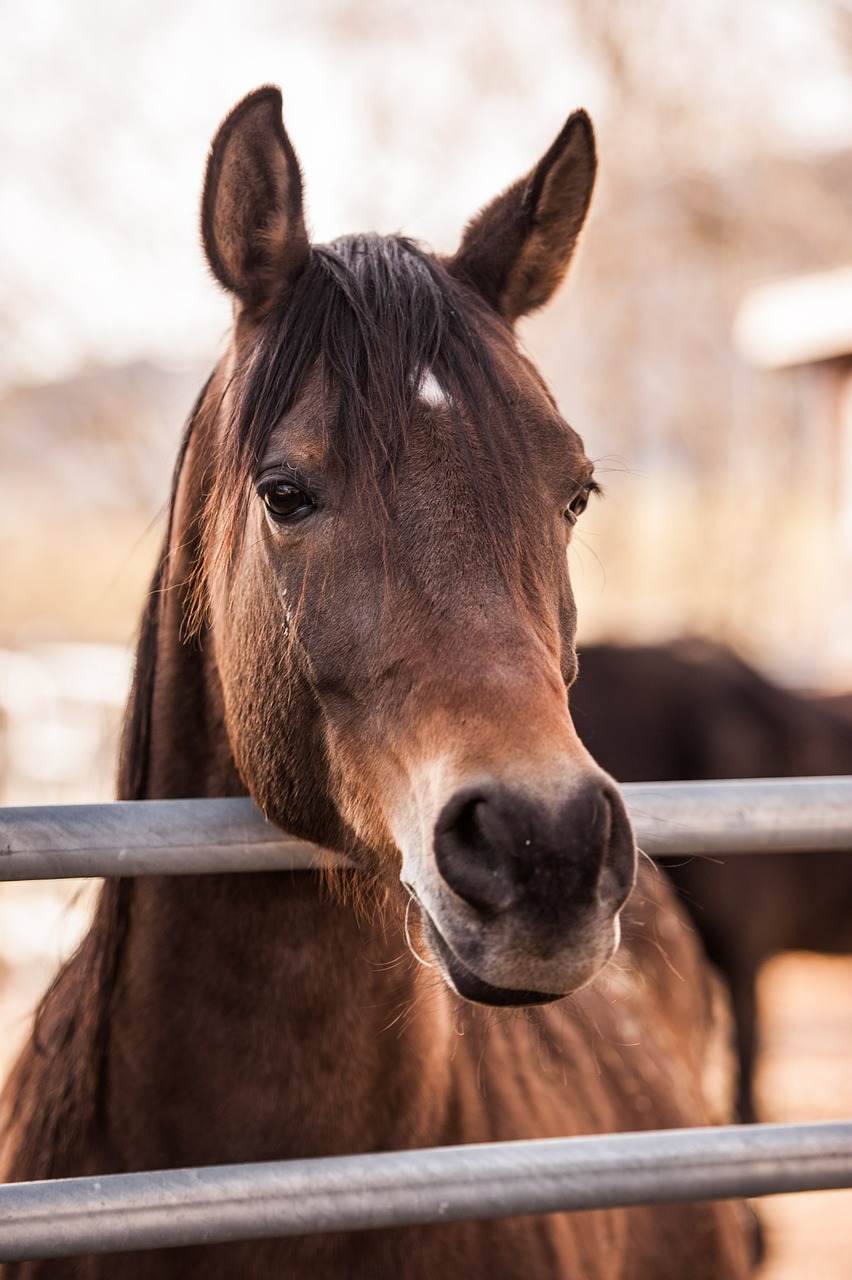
0,88,754,1278
571,638,852,1122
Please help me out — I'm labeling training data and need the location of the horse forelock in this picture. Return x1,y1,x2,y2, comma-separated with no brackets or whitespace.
191,234,551,620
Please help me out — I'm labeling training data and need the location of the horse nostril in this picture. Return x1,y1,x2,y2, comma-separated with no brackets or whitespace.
434,791,519,915
454,795,485,853
433,778,637,922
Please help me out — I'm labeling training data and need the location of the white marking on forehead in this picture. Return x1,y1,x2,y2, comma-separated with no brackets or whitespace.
417,368,450,408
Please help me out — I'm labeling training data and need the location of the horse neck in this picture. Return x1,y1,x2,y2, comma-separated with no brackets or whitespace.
103,402,454,1169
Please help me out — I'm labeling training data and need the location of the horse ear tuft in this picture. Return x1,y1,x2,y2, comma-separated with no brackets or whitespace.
201,86,310,315
448,111,597,324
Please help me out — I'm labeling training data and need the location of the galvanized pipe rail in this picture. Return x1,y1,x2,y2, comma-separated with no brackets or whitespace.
1,1121,850,1261
2,777,852,880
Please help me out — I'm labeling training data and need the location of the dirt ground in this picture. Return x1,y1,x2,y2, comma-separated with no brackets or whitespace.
753,953,852,1280
0,891,850,1274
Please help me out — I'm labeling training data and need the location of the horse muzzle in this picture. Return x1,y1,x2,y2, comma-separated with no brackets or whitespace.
399,772,636,1005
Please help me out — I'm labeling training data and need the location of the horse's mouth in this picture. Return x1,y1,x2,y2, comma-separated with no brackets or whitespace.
415,901,564,1008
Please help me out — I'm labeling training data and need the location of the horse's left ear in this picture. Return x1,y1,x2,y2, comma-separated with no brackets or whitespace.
447,111,596,323
201,85,310,315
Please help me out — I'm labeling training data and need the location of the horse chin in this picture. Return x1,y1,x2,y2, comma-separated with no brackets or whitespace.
417,907,567,1008
429,923,563,1006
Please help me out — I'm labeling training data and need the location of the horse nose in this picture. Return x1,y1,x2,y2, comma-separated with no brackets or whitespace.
433,778,635,919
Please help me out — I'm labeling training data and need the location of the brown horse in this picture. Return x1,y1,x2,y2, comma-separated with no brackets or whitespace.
571,638,852,1123
0,89,754,1277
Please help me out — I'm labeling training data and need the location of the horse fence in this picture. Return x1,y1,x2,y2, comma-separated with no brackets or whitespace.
1,776,851,1261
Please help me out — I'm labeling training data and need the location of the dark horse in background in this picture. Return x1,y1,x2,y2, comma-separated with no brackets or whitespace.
0,90,753,1277
572,639,852,1123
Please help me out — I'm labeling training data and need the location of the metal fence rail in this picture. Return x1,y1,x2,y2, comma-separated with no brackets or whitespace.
1,1122,851,1261
3,776,852,880
2,780,851,1261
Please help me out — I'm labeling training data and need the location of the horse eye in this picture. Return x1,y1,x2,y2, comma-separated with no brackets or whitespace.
565,487,592,525
261,482,315,522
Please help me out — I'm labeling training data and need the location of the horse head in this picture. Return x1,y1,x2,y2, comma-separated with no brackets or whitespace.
193,86,635,1006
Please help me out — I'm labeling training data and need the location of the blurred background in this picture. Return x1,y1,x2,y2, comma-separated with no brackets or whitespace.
2,1,852,1274
5,0,852,809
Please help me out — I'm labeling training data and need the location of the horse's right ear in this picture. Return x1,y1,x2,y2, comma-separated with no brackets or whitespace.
201,86,310,315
